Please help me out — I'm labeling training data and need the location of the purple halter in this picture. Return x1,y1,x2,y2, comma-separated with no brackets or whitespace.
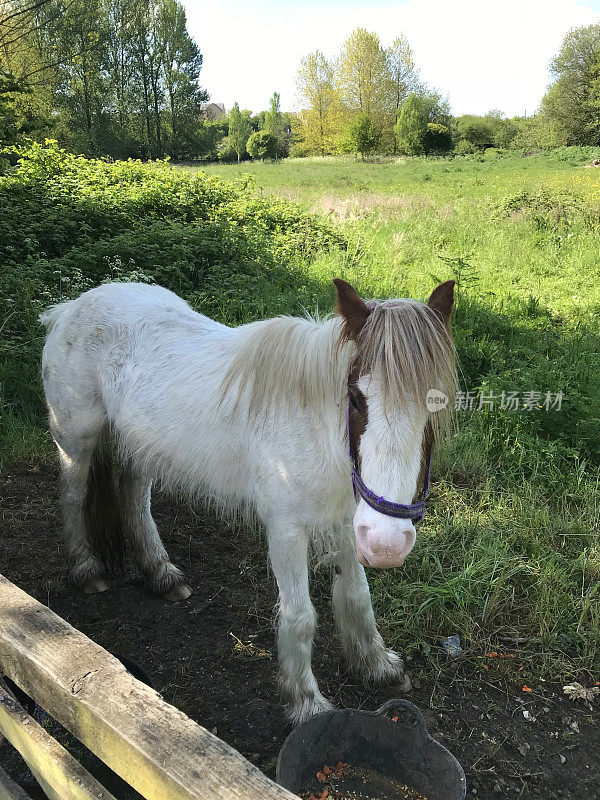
347,402,432,523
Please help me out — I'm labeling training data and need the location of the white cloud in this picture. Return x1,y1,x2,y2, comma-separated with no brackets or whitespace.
184,0,599,116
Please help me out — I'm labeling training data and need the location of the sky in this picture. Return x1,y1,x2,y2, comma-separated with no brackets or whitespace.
183,0,600,118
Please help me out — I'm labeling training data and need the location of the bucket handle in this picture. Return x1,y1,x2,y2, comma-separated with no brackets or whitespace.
375,699,430,738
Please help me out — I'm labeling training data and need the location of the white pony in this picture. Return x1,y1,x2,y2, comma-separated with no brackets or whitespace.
40,278,456,722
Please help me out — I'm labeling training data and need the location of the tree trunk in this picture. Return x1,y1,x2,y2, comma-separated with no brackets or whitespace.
149,59,163,159
167,83,175,151
140,60,153,158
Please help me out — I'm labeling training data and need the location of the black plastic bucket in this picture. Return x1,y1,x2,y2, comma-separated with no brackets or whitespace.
277,699,466,800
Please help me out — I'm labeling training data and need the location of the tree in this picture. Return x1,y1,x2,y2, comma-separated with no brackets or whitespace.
540,24,600,145
295,50,341,155
394,92,427,155
103,0,135,138
386,35,417,113
41,0,108,153
328,28,424,151
228,101,251,161
264,91,288,157
337,28,388,121
0,67,50,144
340,111,380,160
385,35,418,151
419,90,451,127
246,129,277,160
482,110,519,149
156,0,206,157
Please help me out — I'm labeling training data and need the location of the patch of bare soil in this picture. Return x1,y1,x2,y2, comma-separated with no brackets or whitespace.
1,463,599,799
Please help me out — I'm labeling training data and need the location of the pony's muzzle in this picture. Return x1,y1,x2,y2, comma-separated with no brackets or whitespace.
354,518,416,568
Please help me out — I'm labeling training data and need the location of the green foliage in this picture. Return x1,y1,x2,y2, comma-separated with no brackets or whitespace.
246,130,278,160
456,115,496,149
0,69,50,145
295,52,341,156
423,123,452,154
228,102,252,162
337,28,389,119
340,112,381,160
483,110,520,149
0,0,208,159
454,139,474,155
264,91,290,158
541,24,600,146
395,92,428,155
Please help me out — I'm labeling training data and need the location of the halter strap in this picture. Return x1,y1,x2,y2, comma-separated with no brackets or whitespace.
347,402,433,523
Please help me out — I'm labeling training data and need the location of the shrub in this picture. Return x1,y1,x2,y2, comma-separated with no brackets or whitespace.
495,187,585,224
454,139,475,155
246,130,278,160
423,123,452,154
339,112,381,160
456,116,496,149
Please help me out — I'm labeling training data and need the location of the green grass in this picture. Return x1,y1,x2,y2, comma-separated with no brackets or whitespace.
2,143,600,683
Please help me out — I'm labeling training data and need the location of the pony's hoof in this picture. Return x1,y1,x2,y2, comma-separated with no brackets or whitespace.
357,649,411,692
162,583,192,602
393,670,412,693
82,577,110,594
287,694,334,725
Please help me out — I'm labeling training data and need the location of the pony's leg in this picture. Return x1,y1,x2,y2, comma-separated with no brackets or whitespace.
52,420,108,594
119,470,192,601
332,532,411,691
268,522,333,724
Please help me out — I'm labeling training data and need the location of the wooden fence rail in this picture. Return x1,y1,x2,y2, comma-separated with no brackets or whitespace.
0,764,34,800
0,574,294,800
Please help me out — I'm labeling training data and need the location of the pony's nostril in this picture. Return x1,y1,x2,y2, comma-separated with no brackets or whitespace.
356,523,371,546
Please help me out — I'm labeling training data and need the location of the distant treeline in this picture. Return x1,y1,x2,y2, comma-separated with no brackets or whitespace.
291,25,600,158
2,6,600,161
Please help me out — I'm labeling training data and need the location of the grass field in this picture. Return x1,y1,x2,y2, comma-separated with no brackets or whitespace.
2,144,600,684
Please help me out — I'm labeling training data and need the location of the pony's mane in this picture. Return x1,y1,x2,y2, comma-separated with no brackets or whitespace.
221,298,457,432
221,315,352,416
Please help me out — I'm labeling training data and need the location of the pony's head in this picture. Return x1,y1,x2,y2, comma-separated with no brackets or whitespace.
334,278,456,569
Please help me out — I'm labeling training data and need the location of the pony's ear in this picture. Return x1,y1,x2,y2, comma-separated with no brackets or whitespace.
333,278,371,340
427,280,455,326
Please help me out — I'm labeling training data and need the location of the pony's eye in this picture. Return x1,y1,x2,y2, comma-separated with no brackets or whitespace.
349,394,359,410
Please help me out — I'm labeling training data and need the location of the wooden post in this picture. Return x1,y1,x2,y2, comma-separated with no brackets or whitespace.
0,575,294,800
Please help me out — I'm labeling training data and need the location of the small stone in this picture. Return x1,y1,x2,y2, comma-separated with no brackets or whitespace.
559,754,566,764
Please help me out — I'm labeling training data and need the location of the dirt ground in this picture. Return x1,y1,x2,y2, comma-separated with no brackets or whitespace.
1,462,599,800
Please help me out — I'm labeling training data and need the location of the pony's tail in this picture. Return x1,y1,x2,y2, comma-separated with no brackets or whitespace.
39,299,74,331
85,433,126,571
